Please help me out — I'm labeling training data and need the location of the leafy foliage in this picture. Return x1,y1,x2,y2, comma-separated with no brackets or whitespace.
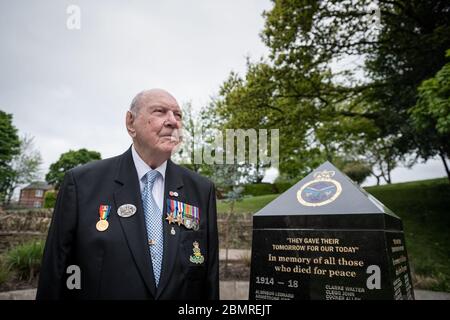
43,190,57,209
0,111,20,204
410,49,450,171
6,241,44,282
340,160,372,185
4,135,42,204
205,0,450,182
45,149,101,189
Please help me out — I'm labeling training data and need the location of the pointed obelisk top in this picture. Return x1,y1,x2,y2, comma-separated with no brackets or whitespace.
256,161,397,217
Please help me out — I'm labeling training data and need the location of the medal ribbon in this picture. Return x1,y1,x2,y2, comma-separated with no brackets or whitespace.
166,199,200,227
193,206,198,224
99,205,110,220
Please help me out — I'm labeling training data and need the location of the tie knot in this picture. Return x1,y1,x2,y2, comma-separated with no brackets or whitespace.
144,170,160,186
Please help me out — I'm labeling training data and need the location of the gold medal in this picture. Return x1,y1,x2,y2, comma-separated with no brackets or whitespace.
97,205,111,231
96,219,109,231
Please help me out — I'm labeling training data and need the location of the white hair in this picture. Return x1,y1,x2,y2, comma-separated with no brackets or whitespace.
129,91,147,116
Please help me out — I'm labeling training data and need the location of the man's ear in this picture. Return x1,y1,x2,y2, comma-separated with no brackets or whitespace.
126,111,136,138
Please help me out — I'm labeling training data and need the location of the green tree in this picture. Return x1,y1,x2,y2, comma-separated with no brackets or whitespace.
364,0,450,174
410,49,450,181
4,135,43,204
335,158,372,185
44,190,57,208
206,61,328,180
207,0,450,181
46,149,101,189
0,110,20,204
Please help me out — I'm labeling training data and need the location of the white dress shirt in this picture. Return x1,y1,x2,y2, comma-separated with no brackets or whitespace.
131,145,167,211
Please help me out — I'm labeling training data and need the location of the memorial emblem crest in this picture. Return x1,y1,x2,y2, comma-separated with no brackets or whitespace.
297,170,342,207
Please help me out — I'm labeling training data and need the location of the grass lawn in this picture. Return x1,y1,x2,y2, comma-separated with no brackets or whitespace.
218,177,450,291
366,178,450,292
217,194,278,217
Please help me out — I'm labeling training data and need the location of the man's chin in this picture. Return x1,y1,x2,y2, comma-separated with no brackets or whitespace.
158,142,179,155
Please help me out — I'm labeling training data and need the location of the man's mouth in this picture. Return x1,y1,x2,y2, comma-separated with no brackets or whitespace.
161,133,180,142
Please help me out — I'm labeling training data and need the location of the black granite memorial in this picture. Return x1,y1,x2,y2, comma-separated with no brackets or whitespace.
249,161,414,300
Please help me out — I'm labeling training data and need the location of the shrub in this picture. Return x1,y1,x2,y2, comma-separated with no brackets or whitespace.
341,161,372,184
274,182,294,193
44,190,57,208
6,241,45,282
242,182,295,197
243,183,276,196
0,257,11,286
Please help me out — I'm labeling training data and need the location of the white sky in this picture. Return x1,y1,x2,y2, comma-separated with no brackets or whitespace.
0,0,447,189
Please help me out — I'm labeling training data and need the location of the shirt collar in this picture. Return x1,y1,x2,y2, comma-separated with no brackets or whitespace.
131,144,167,181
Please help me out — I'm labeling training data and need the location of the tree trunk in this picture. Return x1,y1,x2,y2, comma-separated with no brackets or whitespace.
370,171,381,186
5,185,15,205
224,202,234,277
386,159,392,184
439,152,450,183
224,219,229,277
378,163,389,184
386,170,392,184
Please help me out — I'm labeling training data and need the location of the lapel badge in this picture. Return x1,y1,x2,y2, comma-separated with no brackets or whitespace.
96,205,111,232
117,204,137,217
169,191,179,197
171,226,176,235
189,241,204,264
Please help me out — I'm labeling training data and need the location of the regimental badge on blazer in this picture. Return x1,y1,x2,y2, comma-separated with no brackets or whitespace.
189,241,204,264
166,199,200,231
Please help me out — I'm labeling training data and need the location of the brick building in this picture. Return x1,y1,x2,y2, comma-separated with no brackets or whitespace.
19,182,53,208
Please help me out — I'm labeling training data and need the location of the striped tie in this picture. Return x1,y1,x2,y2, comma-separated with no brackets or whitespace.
142,170,164,287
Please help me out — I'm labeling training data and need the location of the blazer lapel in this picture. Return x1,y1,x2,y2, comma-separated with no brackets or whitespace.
155,159,183,299
113,147,157,297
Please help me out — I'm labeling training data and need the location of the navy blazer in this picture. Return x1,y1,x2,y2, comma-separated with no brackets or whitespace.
36,147,219,300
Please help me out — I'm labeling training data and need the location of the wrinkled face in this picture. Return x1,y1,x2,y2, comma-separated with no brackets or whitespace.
128,91,182,156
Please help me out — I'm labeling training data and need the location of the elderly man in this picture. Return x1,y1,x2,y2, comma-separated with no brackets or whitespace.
37,89,219,300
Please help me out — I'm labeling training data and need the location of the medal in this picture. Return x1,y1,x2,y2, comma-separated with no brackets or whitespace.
166,199,200,230
96,205,111,232
184,217,193,229
96,219,109,231
176,213,183,226
165,212,175,224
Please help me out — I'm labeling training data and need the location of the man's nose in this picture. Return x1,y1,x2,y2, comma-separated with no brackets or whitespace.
165,111,180,128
